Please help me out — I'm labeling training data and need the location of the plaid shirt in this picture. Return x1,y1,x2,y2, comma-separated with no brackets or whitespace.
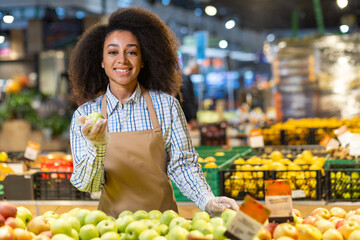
70,83,214,210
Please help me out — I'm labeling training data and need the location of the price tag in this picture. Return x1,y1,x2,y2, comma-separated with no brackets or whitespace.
320,136,340,150
349,133,360,157
225,195,270,240
335,126,352,147
249,129,264,148
264,180,293,223
24,141,40,161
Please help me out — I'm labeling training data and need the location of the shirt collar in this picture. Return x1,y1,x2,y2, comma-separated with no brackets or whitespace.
105,83,143,116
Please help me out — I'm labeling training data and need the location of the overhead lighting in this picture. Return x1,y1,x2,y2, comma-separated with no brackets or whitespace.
219,40,228,49
205,5,217,16
76,11,85,19
225,20,236,30
161,0,170,6
337,0,348,9
194,8,202,17
340,24,349,33
266,33,275,42
3,13,14,24
0,35,5,44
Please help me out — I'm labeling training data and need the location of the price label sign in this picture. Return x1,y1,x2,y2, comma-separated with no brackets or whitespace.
249,129,264,148
335,126,352,147
349,133,360,157
225,195,270,240
320,136,340,150
264,180,293,223
24,141,40,161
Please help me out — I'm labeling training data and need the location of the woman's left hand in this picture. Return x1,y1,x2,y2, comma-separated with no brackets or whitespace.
205,196,239,216
80,116,108,145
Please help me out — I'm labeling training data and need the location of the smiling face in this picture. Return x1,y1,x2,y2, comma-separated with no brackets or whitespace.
102,30,143,92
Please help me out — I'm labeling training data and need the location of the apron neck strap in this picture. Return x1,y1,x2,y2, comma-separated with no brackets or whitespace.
100,86,160,130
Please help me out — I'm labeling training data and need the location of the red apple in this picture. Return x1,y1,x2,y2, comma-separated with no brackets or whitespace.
273,223,298,239
322,228,344,240
0,202,17,219
292,208,303,218
0,214,5,227
26,216,50,235
330,207,347,218
349,229,360,240
13,228,33,240
296,223,322,240
339,220,360,240
315,219,335,234
256,227,271,240
5,217,25,229
264,222,278,238
302,216,319,226
38,231,52,238
0,225,15,240
311,207,331,220
335,218,346,229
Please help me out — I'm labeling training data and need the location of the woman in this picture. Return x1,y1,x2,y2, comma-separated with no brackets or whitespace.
69,7,238,218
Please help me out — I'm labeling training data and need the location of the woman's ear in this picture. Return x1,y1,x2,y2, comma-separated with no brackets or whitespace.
101,61,104,68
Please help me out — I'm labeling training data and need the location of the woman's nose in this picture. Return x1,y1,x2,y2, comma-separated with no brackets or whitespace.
117,53,127,63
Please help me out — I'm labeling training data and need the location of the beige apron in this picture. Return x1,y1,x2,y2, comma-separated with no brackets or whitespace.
98,87,178,217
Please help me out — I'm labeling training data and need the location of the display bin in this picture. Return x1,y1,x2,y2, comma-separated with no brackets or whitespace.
220,169,270,200
324,159,360,170
172,148,252,202
0,173,34,200
271,170,323,200
325,164,360,201
252,145,327,157
33,172,93,200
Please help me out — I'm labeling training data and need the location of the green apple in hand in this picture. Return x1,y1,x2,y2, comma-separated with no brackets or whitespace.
79,224,100,240
86,112,104,130
85,210,108,226
50,218,73,236
139,229,160,240
133,210,150,220
149,210,162,220
167,226,189,240
192,211,210,222
221,208,237,227
101,231,121,240
169,217,191,231
116,215,134,233
16,206,33,226
160,210,178,226
124,221,148,240
97,219,117,236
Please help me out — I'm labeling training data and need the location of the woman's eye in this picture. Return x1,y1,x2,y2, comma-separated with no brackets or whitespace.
128,51,137,55
108,50,117,55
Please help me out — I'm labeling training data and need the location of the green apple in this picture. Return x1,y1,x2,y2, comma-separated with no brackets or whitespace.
204,233,213,239
86,112,104,130
153,237,167,240
97,219,117,236
159,210,179,226
5,217,26,229
50,218,73,236
16,206,33,226
68,208,81,217
51,233,75,240
79,224,100,240
85,210,108,226
26,216,50,235
133,210,150,220
61,215,81,232
192,211,210,222
42,211,59,220
108,216,116,223
101,231,121,240
209,217,224,227
71,228,79,240
124,220,148,240
169,217,191,231
158,224,169,236
191,219,214,235
116,215,134,233
76,209,91,226
221,208,237,227
140,219,160,232
149,210,162,220
213,225,227,240
189,230,204,238
139,229,160,240
167,226,189,240
118,210,133,218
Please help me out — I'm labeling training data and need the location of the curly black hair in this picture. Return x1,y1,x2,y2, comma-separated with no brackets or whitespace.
68,7,182,105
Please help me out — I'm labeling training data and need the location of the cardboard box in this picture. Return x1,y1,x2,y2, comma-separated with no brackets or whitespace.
0,173,34,200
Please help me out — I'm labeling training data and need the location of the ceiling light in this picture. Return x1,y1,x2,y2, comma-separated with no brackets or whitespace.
278,41,287,48
340,24,349,33
162,0,170,5
337,0,348,9
76,11,85,19
219,40,228,49
225,20,236,29
266,33,275,42
0,36,5,44
3,13,14,24
205,5,217,16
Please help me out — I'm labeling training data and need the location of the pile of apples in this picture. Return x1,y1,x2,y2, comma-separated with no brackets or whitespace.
0,201,239,240
262,207,360,240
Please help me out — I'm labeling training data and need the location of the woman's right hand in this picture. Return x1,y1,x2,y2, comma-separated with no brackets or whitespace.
79,116,108,145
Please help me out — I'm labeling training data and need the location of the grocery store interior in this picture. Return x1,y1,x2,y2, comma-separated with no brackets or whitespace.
2,0,360,239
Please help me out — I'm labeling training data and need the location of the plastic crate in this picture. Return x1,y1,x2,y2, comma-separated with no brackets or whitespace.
172,149,252,202
33,172,94,200
325,164,360,201
252,145,327,157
